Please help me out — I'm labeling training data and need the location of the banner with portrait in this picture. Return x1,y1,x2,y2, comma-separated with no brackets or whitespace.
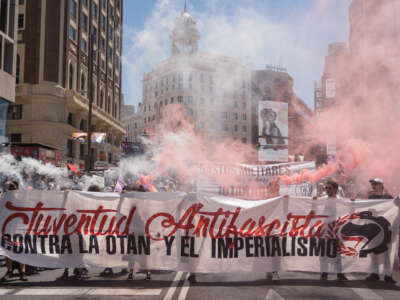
258,101,288,162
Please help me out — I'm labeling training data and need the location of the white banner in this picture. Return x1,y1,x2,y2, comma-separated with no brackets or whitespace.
0,191,398,274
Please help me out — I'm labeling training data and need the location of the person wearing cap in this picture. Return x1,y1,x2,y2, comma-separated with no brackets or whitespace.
365,178,396,284
368,179,393,199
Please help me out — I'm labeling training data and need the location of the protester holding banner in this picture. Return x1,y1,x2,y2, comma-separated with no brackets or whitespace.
0,181,28,282
365,178,396,284
316,180,348,281
368,179,393,199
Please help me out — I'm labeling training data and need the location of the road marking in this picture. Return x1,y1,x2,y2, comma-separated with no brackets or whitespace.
177,273,191,300
265,289,285,300
0,289,15,295
13,288,162,296
163,271,184,300
350,288,383,300
347,274,384,300
87,288,162,296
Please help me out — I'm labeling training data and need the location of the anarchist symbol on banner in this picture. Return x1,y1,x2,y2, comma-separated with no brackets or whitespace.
326,211,392,258
340,211,392,258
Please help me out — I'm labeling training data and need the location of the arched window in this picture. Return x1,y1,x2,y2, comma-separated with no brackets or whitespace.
67,113,73,125
80,119,85,131
16,55,20,84
107,97,111,114
81,73,86,91
69,63,74,90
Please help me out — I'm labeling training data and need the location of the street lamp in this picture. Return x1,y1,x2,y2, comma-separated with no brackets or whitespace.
85,33,95,172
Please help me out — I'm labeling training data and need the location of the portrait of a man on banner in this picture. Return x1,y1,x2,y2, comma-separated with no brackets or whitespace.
258,101,288,162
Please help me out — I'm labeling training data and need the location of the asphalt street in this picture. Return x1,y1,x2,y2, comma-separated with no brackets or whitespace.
0,266,399,299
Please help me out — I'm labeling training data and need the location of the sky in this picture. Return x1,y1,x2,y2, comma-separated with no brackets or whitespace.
122,0,352,109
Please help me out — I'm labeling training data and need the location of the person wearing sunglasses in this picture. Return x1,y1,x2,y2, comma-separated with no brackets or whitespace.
318,180,348,281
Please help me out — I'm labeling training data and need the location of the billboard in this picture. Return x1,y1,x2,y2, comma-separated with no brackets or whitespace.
258,101,288,162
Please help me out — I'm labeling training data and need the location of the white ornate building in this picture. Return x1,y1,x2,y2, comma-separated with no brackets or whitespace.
124,7,252,146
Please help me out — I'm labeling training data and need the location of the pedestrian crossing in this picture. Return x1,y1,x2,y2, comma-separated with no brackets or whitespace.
0,288,162,296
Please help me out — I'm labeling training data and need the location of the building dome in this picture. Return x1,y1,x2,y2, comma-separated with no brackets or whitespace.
181,10,195,24
170,7,200,55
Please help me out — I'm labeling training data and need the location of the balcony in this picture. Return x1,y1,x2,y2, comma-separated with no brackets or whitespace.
65,90,125,134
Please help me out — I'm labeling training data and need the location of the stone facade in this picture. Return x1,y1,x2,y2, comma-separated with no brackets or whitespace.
0,0,18,147
7,0,125,167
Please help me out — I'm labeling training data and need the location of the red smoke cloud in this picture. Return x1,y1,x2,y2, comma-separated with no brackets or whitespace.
286,0,400,195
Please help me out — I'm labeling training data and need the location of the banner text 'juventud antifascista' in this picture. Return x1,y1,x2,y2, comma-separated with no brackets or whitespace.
3,201,330,241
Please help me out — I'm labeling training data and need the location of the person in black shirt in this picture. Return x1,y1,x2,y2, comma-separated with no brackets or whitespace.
368,178,393,199
366,178,396,284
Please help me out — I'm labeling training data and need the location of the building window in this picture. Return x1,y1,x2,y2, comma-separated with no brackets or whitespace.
222,124,228,131
70,0,77,21
165,99,168,105
171,97,174,103
67,113,73,125
79,119,86,131
16,55,20,84
242,113,247,121
241,138,247,144
69,63,74,89
242,125,247,132
233,113,238,120
101,14,106,32
200,97,205,104
82,0,88,8
81,39,87,52
99,90,104,108
109,5,114,22
10,134,22,143
188,96,193,104
92,2,98,18
18,14,24,29
234,101,238,108
221,112,228,120
81,73,86,91
80,144,85,160
7,105,23,120
242,102,247,109
108,26,113,40
69,26,76,41
82,13,88,33
187,108,193,116
67,140,74,157
178,96,183,103
108,47,113,60
234,125,238,132
100,36,105,51
92,27,98,47
19,0,25,4
101,0,106,9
